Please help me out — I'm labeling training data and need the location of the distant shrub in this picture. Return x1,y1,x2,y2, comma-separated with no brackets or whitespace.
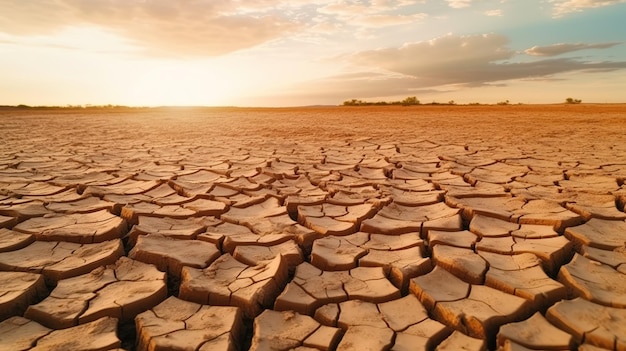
496,100,510,105
401,96,420,106
342,97,420,106
565,97,582,104
343,99,363,106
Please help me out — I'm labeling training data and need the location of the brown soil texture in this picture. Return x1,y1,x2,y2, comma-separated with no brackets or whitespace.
1,104,625,351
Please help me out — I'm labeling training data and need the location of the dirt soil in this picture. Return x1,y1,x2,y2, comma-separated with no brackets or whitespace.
1,104,625,351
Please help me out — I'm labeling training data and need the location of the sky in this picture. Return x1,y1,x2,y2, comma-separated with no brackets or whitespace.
0,0,625,107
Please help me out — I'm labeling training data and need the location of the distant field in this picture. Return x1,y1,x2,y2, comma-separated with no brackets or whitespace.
2,104,626,147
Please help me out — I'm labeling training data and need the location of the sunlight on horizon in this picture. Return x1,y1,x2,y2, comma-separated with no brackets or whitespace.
0,26,297,107
128,63,240,107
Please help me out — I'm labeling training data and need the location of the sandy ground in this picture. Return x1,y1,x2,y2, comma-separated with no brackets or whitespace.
1,104,625,350
2,104,626,143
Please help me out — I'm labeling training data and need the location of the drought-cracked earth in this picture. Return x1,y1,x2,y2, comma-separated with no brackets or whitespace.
1,104,625,351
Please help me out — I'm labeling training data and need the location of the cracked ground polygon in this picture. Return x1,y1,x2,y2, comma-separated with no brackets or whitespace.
135,296,243,351
24,257,166,329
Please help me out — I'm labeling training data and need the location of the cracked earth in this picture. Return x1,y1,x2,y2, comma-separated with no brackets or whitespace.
1,104,625,350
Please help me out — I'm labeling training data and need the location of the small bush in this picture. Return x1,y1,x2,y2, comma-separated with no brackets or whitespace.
342,97,420,106
565,97,582,104
401,96,420,106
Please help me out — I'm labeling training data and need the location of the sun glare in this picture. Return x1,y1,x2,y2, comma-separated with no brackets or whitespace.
128,63,235,107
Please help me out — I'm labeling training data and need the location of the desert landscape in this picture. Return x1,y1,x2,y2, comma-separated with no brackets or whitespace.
1,104,626,351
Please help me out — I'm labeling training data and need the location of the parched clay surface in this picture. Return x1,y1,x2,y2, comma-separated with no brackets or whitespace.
410,266,533,340
497,312,574,350
274,262,400,315
361,201,463,235
314,295,451,351
546,297,626,350
136,296,243,351
24,257,166,329
298,203,377,236
0,316,121,351
179,253,288,318
13,209,127,243
251,309,342,351
233,239,304,268
310,231,431,291
436,331,486,351
129,234,220,277
564,218,626,250
0,228,34,252
558,253,626,308
0,239,124,284
0,272,47,321
1,105,626,350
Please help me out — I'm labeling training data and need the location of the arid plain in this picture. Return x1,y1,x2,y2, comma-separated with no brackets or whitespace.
1,104,625,351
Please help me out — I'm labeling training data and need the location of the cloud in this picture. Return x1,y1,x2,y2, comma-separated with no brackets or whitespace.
279,71,442,103
0,0,302,57
350,34,513,85
525,42,621,56
446,0,472,8
550,0,626,17
317,0,427,29
347,33,626,88
484,9,503,16
319,0,421,15
353,13,428,27
309,20,345,35
371,0,425,7
0,0,430,55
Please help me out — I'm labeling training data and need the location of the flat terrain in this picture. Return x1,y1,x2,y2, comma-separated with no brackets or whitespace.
1,104,625,350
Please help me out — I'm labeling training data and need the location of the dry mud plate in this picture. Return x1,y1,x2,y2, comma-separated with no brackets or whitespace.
1,104,626,351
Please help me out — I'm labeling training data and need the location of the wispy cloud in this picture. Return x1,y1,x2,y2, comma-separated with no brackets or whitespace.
484,9,503,16
525,42,621,56
319,0,422,14
341,33,626,93
283,71,441,103
550,0,626,17
0,0,433,56
446,0,473,8
317,0,427,29
353,13,428,27
0,0,302,57
350,33,513,86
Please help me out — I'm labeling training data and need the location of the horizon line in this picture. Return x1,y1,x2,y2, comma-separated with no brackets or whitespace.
2,102,623,110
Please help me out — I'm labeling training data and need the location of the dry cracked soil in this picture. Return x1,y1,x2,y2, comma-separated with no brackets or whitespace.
1,104,625,351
